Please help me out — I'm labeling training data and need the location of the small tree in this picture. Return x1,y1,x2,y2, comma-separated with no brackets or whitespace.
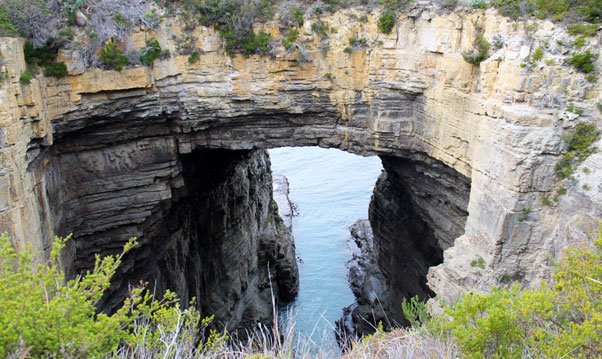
442,225,602,358
0,234,139,357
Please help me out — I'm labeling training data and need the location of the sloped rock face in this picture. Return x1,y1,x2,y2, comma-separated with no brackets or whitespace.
338,219,389,338
368,155,470,324
341,154,470,336
42,131,299,330
1,4,602,333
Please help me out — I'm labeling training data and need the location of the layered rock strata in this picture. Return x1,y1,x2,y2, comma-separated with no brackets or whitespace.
341,153,470,335
35,141,299,330
368,154,470,325
338,219,388,339
1,4,601,333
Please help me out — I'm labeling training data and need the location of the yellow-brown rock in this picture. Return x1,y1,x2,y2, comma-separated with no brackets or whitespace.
0,4,601,326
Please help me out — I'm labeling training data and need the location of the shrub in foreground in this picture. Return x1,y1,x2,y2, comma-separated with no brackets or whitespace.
441,225,602,358
0,234,225,358
0,234,138,357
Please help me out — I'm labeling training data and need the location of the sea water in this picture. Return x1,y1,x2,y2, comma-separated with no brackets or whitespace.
268,147,383,350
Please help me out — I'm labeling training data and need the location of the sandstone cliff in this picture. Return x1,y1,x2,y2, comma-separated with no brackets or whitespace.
0,3,601,331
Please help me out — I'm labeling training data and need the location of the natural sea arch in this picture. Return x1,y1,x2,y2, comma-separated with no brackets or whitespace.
0,10,582,331
9,73,473,331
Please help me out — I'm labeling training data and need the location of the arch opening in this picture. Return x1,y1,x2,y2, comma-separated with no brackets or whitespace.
21,109,471,339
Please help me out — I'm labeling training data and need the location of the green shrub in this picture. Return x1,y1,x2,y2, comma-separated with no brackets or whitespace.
188,50,200,64
282,29,299,51
99,40,129,71
463,29,491,66
490,0,602,22
311,20,329,36
470,257,486,269
470,0,488,9
289,7,304,27
23,40,58,68
578,1,602,23
587,75,598,83
443,226,602,358
57,27,75,41
574,36,586,48
531,0,570,20
0,233,228,358
139,40,164,66
189,0,274,57
542,196,553,206
0,8,16,36
553,185,567,201
19,70,34,84
377,9,395,34
44,62,68,77
58,0,86,17
492,34,505,49
0,234,138,357
491,0,524,19
0,0,50,44
568,51,597,73
221,28,271,57
401,295,428,327
555,122,599,179
531,47,544,61
568,23,598,36
379,0,413,10
348,36,368,48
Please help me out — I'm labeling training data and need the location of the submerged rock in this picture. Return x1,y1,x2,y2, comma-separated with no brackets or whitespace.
337,219,390,341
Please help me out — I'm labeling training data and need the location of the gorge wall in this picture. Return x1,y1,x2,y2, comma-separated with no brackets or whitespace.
1,3,602,332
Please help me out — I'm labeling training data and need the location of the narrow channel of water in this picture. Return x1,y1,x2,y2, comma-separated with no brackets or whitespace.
268,147,382,350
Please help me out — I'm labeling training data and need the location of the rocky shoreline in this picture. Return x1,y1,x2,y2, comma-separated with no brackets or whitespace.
272,174,295,234
337,219,390,341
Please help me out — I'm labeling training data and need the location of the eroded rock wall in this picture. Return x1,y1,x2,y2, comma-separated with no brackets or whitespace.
1,4,601,319
27,129,299,330
341,154,470,335
370,155,470,319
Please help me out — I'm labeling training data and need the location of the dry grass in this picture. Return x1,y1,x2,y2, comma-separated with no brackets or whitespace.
101,316,457,359
343,328,458,359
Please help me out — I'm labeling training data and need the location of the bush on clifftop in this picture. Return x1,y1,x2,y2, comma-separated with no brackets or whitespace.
439,225,602,358
2,220,602,358
0,233,226,358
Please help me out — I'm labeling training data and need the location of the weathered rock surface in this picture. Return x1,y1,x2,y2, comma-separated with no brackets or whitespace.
338,219,389,339
1,4,601,332
272,174,295,233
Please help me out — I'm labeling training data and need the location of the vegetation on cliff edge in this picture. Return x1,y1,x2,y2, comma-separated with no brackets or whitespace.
2,223,602,358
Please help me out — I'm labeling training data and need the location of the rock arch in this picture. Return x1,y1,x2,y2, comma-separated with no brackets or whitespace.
1,7,600,331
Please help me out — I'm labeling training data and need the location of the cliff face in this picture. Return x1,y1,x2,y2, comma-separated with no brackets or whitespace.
1,4,601,330
17,129,299,330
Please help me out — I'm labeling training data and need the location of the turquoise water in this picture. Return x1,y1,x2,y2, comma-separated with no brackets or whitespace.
268,147,383,349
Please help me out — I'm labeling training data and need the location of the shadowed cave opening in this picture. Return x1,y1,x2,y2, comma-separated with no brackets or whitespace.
46,134,470,340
